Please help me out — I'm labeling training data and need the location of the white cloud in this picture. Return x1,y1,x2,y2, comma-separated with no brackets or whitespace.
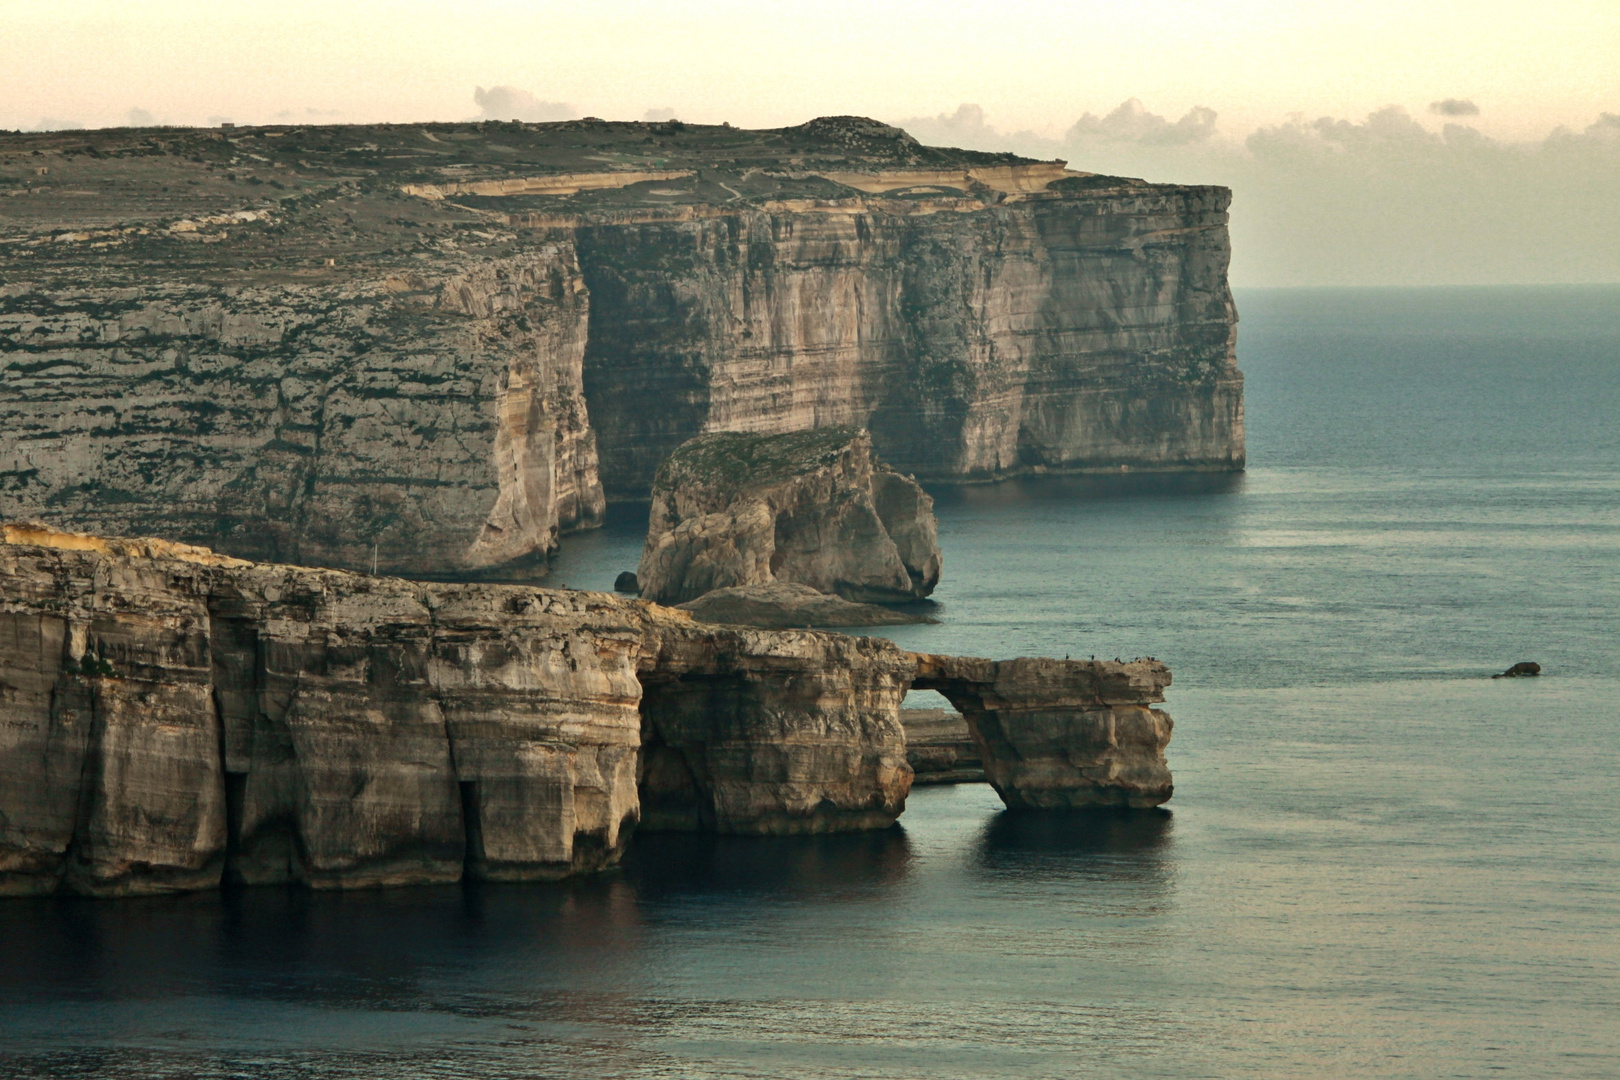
473,86,576,123
888,100,1620,286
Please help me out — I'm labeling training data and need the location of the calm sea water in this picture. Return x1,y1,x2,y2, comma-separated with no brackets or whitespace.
3,286,1617,1078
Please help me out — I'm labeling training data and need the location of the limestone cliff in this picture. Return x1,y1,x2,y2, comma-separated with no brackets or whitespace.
575,182,1243,495
0,243,603,579
2,117,1241,578
0,524,1175,896
0,525,911,894
637,427,941,605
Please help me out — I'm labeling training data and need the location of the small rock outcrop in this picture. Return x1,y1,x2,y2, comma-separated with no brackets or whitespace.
901,708,985,785
614,571,640,594
913,655,1175,809
1493,662,1542,678
637,428,941,606
677,582,930,629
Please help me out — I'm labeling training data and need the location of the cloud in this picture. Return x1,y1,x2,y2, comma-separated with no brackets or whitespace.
898,103,1062,155
473,86,576,123
1065,98,1218,146
28,117,83,131
643,107,677,122
273,107,344,120
886,100,1620,286
124,107,158,127
1429,98,1480,117
1245,105,1441,159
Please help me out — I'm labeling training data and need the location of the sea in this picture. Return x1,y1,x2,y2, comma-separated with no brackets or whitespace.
2,285,1617,1079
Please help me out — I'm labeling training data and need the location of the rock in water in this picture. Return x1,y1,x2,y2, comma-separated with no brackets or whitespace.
614,571,640,594
676,582,932,629
1493,662,1542,678
637,428,941,605
901,708,985,785
913,655,1175,809
0,524,1176,896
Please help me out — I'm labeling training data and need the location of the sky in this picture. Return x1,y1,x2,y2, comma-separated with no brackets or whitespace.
3,0,1616,285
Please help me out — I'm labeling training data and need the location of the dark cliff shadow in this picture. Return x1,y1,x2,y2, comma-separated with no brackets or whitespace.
0,876,652,1012
619,827,914,902
932,470,1245,511
0,829,916,1012
971,808,1175,890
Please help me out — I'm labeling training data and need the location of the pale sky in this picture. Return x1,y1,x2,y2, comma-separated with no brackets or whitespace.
3,0,1616,141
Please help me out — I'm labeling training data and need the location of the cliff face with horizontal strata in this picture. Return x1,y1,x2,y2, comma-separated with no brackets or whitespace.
0,247,603,579
576,184,1242,495
1,117,1241,577
0,525,1173,896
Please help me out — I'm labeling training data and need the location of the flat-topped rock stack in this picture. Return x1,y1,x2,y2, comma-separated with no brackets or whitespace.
637,427,941,610
0,525,1175,896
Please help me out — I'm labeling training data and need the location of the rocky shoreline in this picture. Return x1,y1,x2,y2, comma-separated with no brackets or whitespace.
0,524,1173,897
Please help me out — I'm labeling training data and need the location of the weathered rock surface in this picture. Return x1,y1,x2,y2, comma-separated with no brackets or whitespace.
0,524,1175,896
0,245,603,579
576,176,1244,497
636,611,915,834
912,654,1174,809
677,582,931,629
638,428,941,605
3,116,1242,577
901,708,985,785
0,525,643,894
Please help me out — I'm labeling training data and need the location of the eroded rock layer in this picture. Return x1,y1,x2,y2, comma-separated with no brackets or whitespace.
0,525,1176,897
913,654,1175,809
0,247,603,579
636,616,915,835
576,186,1243,495
638,427,941,605
0,526,643,894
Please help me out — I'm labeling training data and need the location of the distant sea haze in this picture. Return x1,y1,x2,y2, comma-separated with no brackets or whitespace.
3,285,1618,1078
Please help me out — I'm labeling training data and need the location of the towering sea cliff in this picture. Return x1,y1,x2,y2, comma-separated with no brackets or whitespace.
1,117,1241,577
575,179,1241,494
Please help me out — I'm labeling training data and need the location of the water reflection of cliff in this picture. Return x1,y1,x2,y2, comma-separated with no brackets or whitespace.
620,828,914,901
0,829,916,1011
972,809,1175,893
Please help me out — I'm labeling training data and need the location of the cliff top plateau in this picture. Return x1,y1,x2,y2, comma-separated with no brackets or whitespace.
1,115,1156,286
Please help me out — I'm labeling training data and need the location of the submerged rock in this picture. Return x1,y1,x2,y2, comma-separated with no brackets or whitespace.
901,708,985,785
637,428,942,606
676,582,932,629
